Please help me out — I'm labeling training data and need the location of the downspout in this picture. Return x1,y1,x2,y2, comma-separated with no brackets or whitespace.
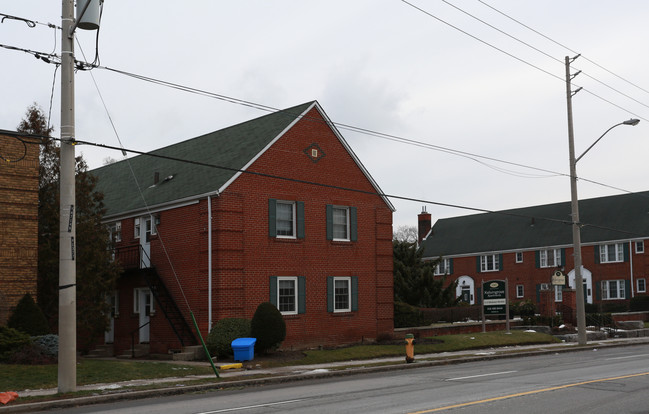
208,195,213,332
630,241,635,299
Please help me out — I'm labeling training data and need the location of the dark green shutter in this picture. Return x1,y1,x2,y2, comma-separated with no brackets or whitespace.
536,284,541,303
297,201,305,239
351,276,358,311
535,251,540,268
268,199,277,237
326,205,333,240
595,281,601,300
448,258,454,274
623,243,630,262
327,276,334,312
498,254,503,271
476,257,482,273
624,279,631,299
350,207,358,242
594,245,601,264
269,276,277,306
298,276,306,314
561,248,566,266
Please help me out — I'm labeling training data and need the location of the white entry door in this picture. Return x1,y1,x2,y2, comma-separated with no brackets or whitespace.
135,288,153,343
104,292,118,343
136,216,153,268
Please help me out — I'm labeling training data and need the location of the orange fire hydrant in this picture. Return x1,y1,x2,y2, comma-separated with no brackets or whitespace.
405,333,415,363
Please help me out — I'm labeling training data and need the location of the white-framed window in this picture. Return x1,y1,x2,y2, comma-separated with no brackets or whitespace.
600,244,624,263
480,254,499,272
516,251,523,263
554,285,563,302
133,288,154,315
332,206,350,241
333,277,351,313
276,201,296,238
539,249,561,268
636,241,645,254
601,280,626,300
277,277,298,315
637,278,646,293
434,258,451,275
106,291,119,317
516,284,524,298
108,221,122,243
134,218,141,238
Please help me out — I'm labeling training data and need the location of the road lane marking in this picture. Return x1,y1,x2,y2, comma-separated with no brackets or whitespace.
605,353,649,360
196,399,306,413
446,371,517,381
410,371,649,413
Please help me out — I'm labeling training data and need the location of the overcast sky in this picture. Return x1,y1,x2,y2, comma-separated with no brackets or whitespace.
2,1,648,230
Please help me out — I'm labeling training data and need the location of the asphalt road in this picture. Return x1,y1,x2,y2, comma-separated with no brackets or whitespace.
37,344,649,414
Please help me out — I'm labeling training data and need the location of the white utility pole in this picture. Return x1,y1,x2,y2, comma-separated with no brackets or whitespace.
59,0,77,392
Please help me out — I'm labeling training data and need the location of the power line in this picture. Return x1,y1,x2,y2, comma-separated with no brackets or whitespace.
3,129,646,239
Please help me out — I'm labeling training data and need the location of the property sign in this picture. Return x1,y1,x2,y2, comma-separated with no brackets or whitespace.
483,280,507,315
551,270,566,286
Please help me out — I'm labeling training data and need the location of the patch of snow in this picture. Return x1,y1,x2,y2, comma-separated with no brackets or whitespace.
96,384,122,390
524,330,537,333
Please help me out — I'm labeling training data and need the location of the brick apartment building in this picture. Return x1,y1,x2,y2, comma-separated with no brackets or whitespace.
419,192,649,316
0,131,39,324
91,101,395,355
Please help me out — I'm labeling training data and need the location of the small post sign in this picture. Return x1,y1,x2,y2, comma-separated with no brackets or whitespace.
483,280,506,314
481,279,510,333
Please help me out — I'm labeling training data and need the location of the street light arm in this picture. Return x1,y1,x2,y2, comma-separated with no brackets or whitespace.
575,119,640,163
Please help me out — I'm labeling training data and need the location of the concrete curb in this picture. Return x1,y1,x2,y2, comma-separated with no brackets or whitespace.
2,337,648,413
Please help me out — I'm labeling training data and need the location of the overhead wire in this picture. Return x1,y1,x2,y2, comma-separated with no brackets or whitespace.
2,129,645,238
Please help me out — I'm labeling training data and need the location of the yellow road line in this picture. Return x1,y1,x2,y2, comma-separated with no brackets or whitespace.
410,371,649,413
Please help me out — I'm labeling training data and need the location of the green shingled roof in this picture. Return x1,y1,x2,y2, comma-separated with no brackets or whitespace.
421,191,649,258
92,102,314,218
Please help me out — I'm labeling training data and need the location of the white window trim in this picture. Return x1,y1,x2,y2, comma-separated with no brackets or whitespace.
516,284,524,298
332,206,350,241
276,201,296,239
636,241,645,254
434,258,450,276
134,218,141,238
276,276,298,315
540,249,561,268
554,285,563,302
481,254,499,272
601,280,626,300
515,251,523,263
637,278,646,293
600,244,624,263
333,277,352,313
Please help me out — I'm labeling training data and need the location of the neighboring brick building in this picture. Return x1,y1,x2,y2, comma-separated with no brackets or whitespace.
92,101,395,355
0,131,39,325
419,191,649,319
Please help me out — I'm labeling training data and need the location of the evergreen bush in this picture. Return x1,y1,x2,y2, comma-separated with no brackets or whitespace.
629,295,649,312
33,334,59,356
0,326,32,362
250,302,286,353
7,293,49,336
206,318,251,358
394,301,427,328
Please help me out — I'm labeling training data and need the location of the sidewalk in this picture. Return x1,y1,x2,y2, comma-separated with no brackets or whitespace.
3,336,649,413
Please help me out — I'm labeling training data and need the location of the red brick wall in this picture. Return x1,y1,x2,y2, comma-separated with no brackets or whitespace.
0,134,39,324
108,106,393,353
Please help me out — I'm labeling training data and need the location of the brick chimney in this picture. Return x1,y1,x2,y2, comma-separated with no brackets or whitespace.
418,206,431,244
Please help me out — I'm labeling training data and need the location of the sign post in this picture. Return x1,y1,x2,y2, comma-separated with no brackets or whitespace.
482,279,509,334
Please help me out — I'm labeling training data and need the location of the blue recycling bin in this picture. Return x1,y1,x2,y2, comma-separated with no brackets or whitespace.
231,337,256,361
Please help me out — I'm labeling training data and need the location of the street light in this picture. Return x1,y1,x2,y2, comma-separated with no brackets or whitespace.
569,118,640,345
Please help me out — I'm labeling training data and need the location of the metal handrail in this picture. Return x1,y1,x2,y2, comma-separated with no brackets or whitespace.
130,321,151,358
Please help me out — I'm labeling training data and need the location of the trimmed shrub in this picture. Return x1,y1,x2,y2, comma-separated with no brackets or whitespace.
206,318,251,358
601,302,628,313
0,326,32,362
629,295,649,312
250,302,286,353
33,334,59,357
7,293,49,336
7,343,57,365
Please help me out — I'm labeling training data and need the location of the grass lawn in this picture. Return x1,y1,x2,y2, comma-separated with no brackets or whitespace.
0,330,558,393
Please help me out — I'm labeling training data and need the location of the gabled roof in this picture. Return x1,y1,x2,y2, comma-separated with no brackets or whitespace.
421,191,649,258
92,101,394,219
